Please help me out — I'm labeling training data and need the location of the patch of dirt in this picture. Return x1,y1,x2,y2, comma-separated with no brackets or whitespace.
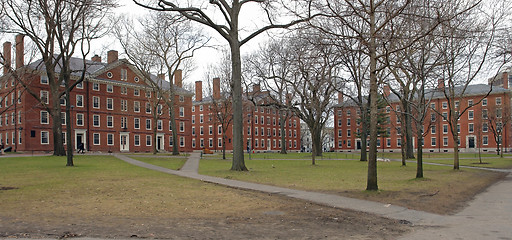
0,186,18,191
0,193,412,239
339,171,508,215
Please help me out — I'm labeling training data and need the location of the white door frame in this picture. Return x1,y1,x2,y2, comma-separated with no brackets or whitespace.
74,129,87,150
156,133,165,151
120,132,130,152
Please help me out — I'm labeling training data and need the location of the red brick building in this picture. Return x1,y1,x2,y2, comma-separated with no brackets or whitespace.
191,81,301,152
334,82,512,153
1,36,193,153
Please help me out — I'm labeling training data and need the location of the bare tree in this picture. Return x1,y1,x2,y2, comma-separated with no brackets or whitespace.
485,102,511,158
2,0,115,165
134,0,316,171
116,12,209,155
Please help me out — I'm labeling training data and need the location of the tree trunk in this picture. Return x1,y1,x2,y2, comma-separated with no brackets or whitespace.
405,107,415,159
229,34,247,171
313,127,323,157
416,133,423,178
65,87,73,166
152,117,158,154
168,72,179,156
453,132,460,170
400,135,406,166
51,107,65,156
360,129,368,161
222,135,226,160
279,112,287,154
367,9,378,191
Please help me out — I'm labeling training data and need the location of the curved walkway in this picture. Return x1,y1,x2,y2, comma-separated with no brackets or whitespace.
114,153,512,240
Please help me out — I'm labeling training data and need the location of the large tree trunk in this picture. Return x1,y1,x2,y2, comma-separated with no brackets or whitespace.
404,103,415,159
51,105,65,156
229,34,247,171
367,10,378,191
222,135,226,160
168,72,179,156
360,130,368,162
65,87,73,166
279,111,287,154
312,126,323,158
416,132,423,178
452,132,460,170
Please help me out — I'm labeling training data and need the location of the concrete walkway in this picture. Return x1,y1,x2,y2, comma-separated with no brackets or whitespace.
114,153,512,240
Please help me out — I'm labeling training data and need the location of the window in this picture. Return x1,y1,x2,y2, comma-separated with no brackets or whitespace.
40,111,49,124
482,123,488,132
121,117,127,129
261,116,264,125
443,137,448,146
41,75,48,84
40,90,49,104
134,135,140,146
218,125,222,134
146,119,151,130
442,102,447,109
455,101,459,109
347,129,351,137
199,105,203,111
76,113,84,126
134,89,140,96
209,138,213,148
200,114,204,123
347,140,351,147
41,131,49,144
209,126,213,135
93,96,100,109
179,107,184,117
468,110,474,120
145,102,151,114
107,134,114,145
146,135,152,146
442,112,447,121
200,126,204,135
468,99,473,107
145,90,151,98
255,127,258,136
180,137,185,147
134,101,140,112
157,120,163,130
18,111,21,124
107,98,113,110
121,99,128,111
169,121,173,131
121,86,127,95
431,137,436,146
107,116,113,128
192,106,195,112
431,125,436,134
93,133,100,145
179,96,184,102
468,123,474,133
431,113,436,122
11,112,14,125
482,98,487,106
76,81,83,89
60,96,66,106
192,127,195,135
483,136,488,145
218,138,222,147
134,118,140,129
169,136,174,146
93,115,100,127
457,124,460,133
180,122,185,132
496,97,502,105
121,69,127,80
93,82,99,91
397,138,402,146
482,109,488,119
386,138,391,147
107,84,113,93
192,115,195,124
443,124,448,134
347,118,351,126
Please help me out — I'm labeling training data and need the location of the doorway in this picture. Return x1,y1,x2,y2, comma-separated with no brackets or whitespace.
468,136,475,148
120,133,129,152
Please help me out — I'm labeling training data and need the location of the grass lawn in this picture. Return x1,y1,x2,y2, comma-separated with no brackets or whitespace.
128,156,188,170
199,157,506,214
422,157,512,169
0,155,301,221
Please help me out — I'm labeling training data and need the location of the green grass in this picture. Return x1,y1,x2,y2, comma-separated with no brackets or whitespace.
199,158,471,192
423,157,512,169
129,156,187,170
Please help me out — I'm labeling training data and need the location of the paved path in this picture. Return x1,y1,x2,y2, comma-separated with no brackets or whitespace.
114,153,512,240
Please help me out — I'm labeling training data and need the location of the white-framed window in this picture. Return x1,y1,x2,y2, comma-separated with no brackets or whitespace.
496,97,502,105
76,80,83,89
179,107,184,117
397,138,401,146
18,110,21,124
179,122,185,132
443,137,448,146
40,75,48,84
107,98,113,110
93,96,100,109
92,115,100,127
157,120,163,130
442,112,447,121
146,119,151,130
134,135,140,146
482,123,488,132
121,99,128,111
134,88,140,96
93,82,99,91
40,90,49,104
431,137,436,146
121,69,127,81
443,124,448,134
218,125,222,134
134,101,140,112
455,101,459,109
199,114,204,123
134,118,140,129
199,105,203,111
60,112,66,125
107,84,113,93
180,136,185,147
107,115,113,128
40,111,49,124
442,102,447,109
347,129,351,137
255,127,258,136
121,86,127,95
386,138,391,147
121,117,127,129
483,136,488,145
76,95,83,107
209,125,213,135
192,106,195,112
468,110,474,120
41,131,49,144
482,109,488,119
145,102,151,114
457,124,460,133
218,138,222,147
200,126,204,135
431,125,436,134
60,96,66,106
107,134,114,145
93,133,100,145
169,136,173,146
146,135,152,146
145,90,151,98
169,121,173,131
76,113,84,126
482,98,487,106
209,138,213,148
468,123,474,133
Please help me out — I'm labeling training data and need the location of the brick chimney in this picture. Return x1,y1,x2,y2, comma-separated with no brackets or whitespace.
213,77,220,100
383,85,390,97
502,72,508,89
3,42,11,75
174,69,182,88
438,79,445,89
253,84,260,93
195,81,202,101
15,34,24,69
91,54,101,63
107,50,118,64
338,92,343,104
